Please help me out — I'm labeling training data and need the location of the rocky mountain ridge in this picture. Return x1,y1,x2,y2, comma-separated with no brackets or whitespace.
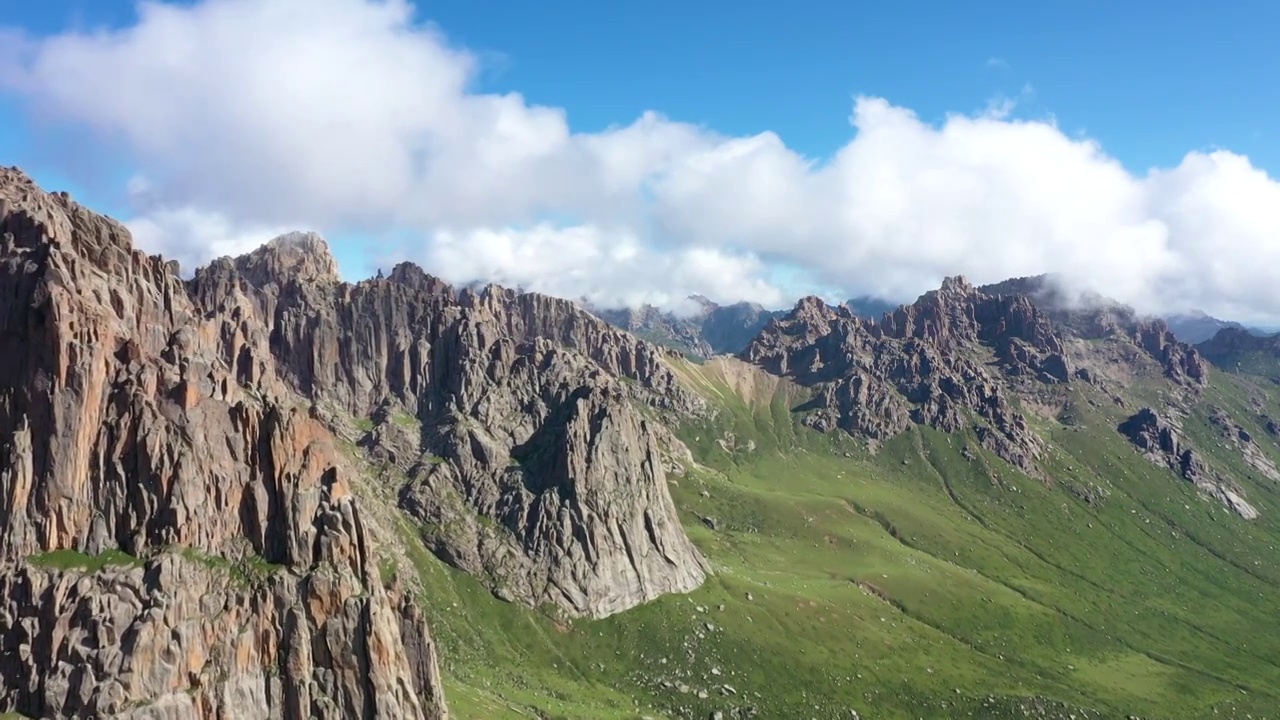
742,277,1067,474
595,271,1279,361
0,168,711,718
736,275,1272,518
188,235,710,620
591,294,901,360
591,297,785,359
1164,310,1247,344
1195,326,1280,375
4,164,1277,719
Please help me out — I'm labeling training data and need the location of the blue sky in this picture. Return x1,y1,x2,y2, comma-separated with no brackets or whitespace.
8,0,1276,173
442,0,1279,172
3,0,1280,321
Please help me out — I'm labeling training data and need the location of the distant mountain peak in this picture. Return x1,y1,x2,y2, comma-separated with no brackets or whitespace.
589,297,787,359
1163,310,1246,344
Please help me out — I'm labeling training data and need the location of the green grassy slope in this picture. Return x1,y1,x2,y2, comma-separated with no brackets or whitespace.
386,359,1280,720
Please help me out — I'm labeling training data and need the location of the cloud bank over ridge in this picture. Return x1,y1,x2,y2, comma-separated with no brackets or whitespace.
5,0,1280,322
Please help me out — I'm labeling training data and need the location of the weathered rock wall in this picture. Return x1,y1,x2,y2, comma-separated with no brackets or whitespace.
0,168,447,719
188,238,710,619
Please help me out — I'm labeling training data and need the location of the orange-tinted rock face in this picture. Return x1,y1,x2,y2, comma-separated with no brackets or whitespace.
0,168,448,719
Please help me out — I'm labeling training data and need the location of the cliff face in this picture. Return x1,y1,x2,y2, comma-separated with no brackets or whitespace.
186,237,709,619
0,168,449,719
0,165,715,713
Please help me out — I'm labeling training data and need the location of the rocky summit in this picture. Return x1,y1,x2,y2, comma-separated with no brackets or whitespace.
590,295,898,361
187,236,709,620
3,169,1280,720
738,274,1261,517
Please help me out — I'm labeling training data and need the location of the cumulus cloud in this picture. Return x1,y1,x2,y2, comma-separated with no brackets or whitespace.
424,225,783,311
121,172,294,274
4,0,1280,322
125,205,292,274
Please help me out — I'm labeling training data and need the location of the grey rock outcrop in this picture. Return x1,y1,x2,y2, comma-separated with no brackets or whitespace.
1207,408,1280,485
187,237,710,619
0,168,448,718
401,379,708,618
979,275,1208,387
741,278,1054,472
1118,408,1257,519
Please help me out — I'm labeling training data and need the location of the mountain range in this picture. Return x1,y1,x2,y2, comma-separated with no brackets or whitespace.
3,168,1280,719
594,290,1274,360
1162,310,1275,344
590,295,900,360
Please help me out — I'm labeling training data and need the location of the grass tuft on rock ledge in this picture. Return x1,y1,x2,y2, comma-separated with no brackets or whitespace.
178,546,287,587
26,549,143,573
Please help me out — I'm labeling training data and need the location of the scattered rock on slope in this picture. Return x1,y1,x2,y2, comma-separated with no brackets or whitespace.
1207,408,1280,484
1118,408,1258,519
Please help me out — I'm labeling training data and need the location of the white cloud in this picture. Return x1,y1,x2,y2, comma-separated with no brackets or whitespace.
125,205,291,275
423,224,783,310
5,0,1280,322
122,171,293,274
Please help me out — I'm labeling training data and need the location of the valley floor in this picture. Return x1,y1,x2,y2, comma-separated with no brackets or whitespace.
398,364,1280,720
